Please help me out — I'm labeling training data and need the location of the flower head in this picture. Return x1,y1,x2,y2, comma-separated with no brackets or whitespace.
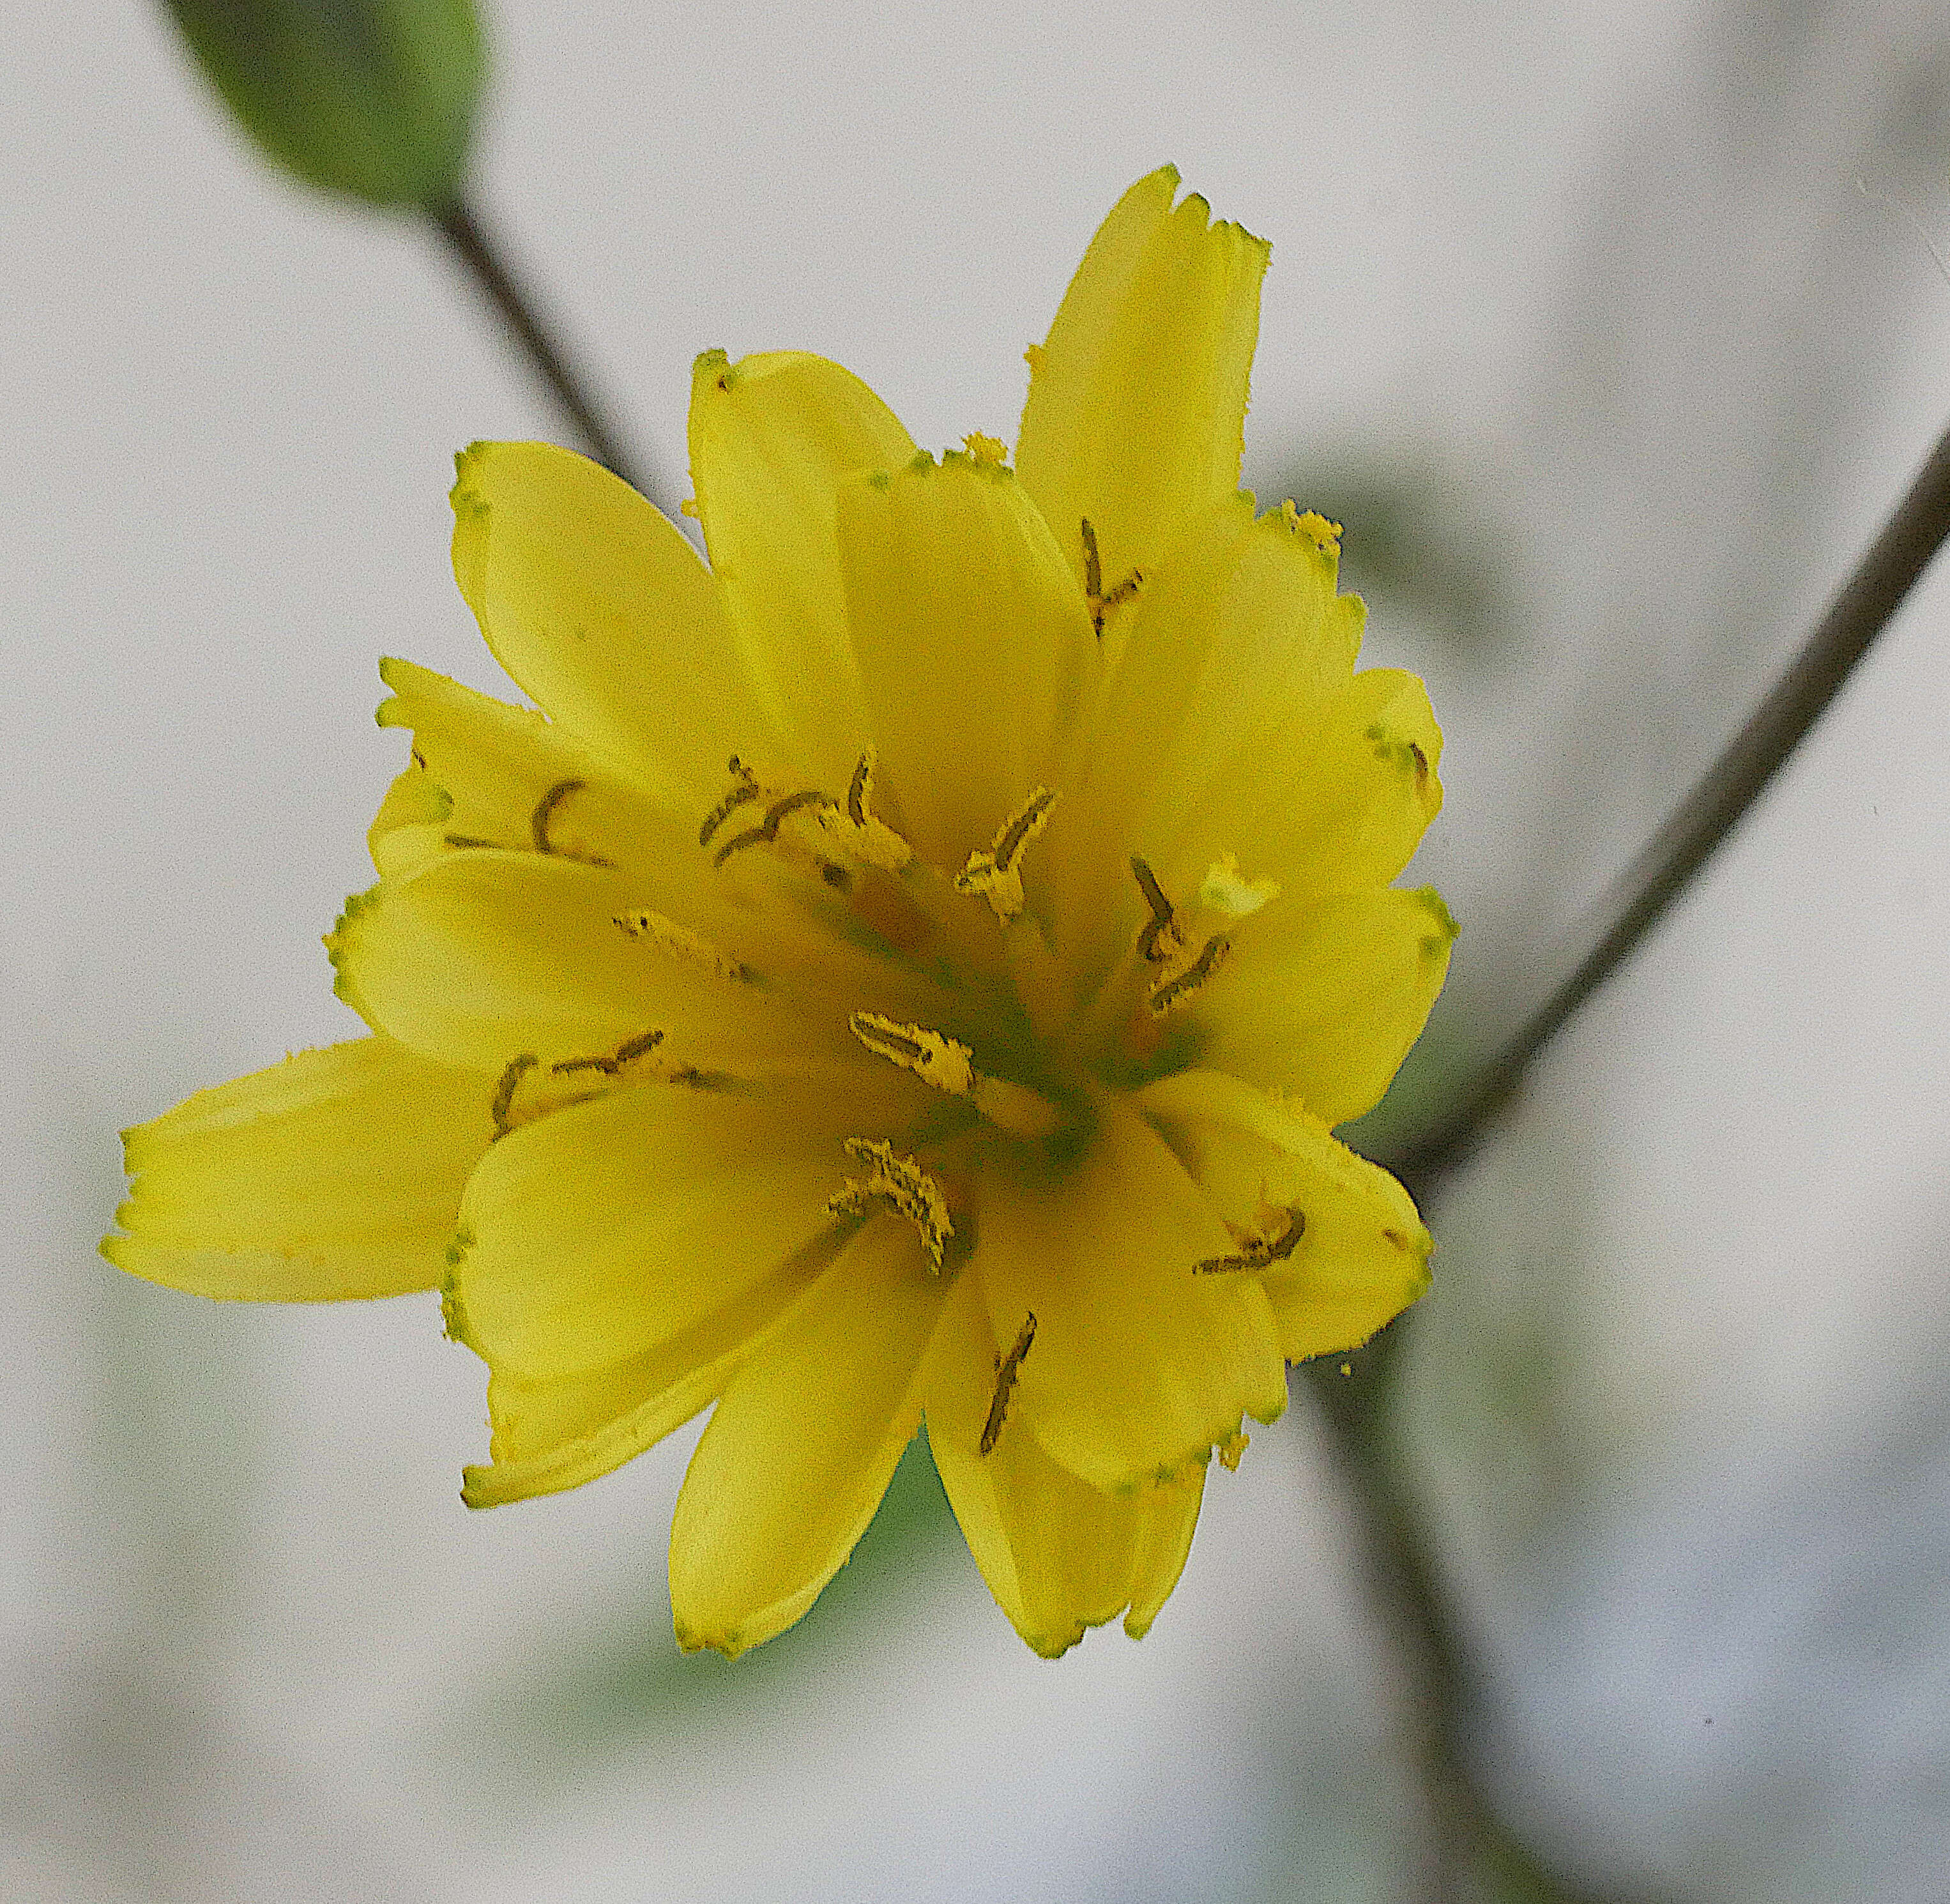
105,169,1453,1659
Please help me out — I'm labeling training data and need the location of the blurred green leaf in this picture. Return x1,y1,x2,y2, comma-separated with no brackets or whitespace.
449,1433,964,1786
1339,1010,1476,1171
164,0,485,208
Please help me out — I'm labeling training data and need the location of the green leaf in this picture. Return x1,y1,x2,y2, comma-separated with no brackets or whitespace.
164,0,485,208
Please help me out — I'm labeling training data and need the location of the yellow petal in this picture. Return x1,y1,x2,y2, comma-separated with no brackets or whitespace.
835,452,1096,872
104,1037,491,1300
1136,1069,1431,1362
688,350,914,789
973,1093,1286,1493
668,1219,947,1657
1016,167,1269,599
1194,887,1457,1127
450,1081,877,1382
1123,1457,1208,1638
1159,665,1443,911
368,658,706,896
922,1274,1143,1656
1043,497,1364,984
327,851,853,1080
450,441,773,800
461,1224,847,1506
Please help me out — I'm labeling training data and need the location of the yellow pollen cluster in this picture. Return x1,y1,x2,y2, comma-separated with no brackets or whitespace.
700,751,912,879
825,1136,954,1268
1127,856,1235,1016
849,1010,1062,1139
1194,1203,1306,1275
612,907,753,983
955,786,1058,922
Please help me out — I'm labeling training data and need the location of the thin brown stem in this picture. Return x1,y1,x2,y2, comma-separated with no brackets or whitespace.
1306,1346,1633,1903
1395,418,1950,1189
430,194,671,512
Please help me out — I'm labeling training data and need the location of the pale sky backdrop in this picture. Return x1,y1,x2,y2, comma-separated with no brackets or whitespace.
5,2,1949,1900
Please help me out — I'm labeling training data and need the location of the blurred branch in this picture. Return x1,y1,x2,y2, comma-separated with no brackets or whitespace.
431,195,669,510
1314,411,1950,1903
1394,418,1950,1189
1307,1343,1621,1904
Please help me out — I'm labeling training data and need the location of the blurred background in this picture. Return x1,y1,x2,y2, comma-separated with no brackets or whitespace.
6,0,1950,1898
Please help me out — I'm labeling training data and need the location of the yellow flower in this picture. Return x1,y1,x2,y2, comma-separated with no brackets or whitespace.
104,168,1454,1659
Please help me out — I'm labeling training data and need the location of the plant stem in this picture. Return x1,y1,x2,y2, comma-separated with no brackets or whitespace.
1394,417,1950,1189
1312,418,1950,1898
1306,1345,1622,1903
430,194,669,512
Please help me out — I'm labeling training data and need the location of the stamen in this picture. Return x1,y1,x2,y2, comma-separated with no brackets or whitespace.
849,1010,1062,1138
713,788,833,867
667,1065,733,1090
490,1053,537,1139
814,748,912,872
980,1313,1037,1456
613,908,754,983
1217,1431,1249,1471
955,786,1058,922
1148,933,1230,1014
850,1010,976,1093
1081,517,1142,635
1194,1205,1305,1274
704,751,912,876
699,757,761,848
551,1028,664,1078
1131,855,1184,963
826,1136,954,1268
531,779,613,865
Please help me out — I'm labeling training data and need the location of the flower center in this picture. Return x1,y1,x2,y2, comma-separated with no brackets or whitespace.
698,742,1274,1116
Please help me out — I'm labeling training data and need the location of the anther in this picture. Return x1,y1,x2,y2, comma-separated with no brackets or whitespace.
1081,517,1141,634
1131,855,1184,963
850,1012,975,1093
849,1010,1062,1138
956,786,1058,922
551,1028,665,1078
1148,933,1230,1014
490,1053,537,1139
713,787,833,867
531,779,612,864
1218,1431,1249,1471
980,1313,1037,1456
613,908,754,983
1195,1206,1305,1274
816,748,911,872
699,758,761,848
826,1137,954,1268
